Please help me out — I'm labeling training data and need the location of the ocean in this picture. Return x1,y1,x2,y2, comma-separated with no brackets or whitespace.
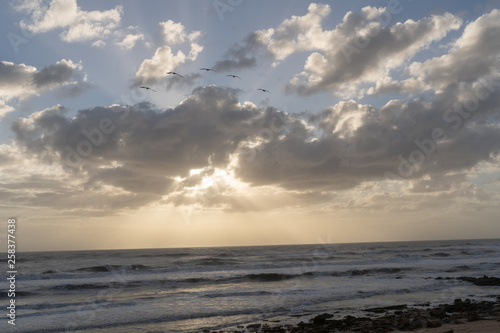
2,239,500,332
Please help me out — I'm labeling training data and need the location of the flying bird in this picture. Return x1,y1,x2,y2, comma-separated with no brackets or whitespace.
258,88,270,93
226,74,241,79
140,86,157,92
166,71,183,77
200,68,215,72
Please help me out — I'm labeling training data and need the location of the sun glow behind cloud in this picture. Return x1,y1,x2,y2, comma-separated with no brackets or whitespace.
1,1,500,251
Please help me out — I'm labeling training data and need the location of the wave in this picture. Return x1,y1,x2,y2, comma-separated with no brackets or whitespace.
446,265,471,273
425,252,451,257
13,257,29,263
51,283,118,291
140,252,192,258
0,291,37,298
179,258,241,266
203,291,272,298
334,267,408,277
42,269,59,274
246,272,305,282
461,250,485,255
73,264,151,273
45,266,413,292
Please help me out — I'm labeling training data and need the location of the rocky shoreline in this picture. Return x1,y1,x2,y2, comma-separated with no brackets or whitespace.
220,276,500,333
246,298,500,332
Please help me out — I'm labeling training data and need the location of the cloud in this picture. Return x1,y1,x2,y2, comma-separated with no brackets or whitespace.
165,73,202,90
340,181,495,213
0,100,15,120
213,31,270,72
283,6,462,97
213,3,330,72
215,3,463,97
115,33,144,50
236,74,500,190
4,87,260,212
15,0,123,45
0,59,89,117
265,3,332,62
367,77,431,96
133,20,203,87
6,67,500,214
409,9,500,91
158,20,188,45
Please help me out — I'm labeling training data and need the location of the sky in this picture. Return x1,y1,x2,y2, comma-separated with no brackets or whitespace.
1,0,500,252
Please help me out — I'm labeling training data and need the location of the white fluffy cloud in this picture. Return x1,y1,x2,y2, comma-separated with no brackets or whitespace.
15,0,122,45
282,6,462,96
367,77,431,96
409,9,500,91
0,100,15,120
133,20,203,86
115,33,144,50
216,3,463,98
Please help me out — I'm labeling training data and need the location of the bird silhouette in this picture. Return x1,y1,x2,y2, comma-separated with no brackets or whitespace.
166,71,183,77
200,68,215,72
226,74,241,79
258,88,270,93
140,86,157,92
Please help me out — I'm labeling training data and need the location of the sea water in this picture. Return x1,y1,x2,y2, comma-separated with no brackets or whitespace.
2,239,500,332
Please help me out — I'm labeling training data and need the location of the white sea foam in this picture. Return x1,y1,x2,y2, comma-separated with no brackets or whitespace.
2,239,500,332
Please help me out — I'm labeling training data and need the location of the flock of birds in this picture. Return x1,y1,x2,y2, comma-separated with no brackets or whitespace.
139,68,270,94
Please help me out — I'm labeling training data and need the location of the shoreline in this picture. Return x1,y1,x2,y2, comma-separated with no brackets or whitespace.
224,297,500,333
391,319,500,333
221,275,500,332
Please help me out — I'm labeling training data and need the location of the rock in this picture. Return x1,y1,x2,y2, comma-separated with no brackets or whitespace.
458,275,500,286
427,318,442,327
237,298,499,333
311,313,333,324
410,318,425,329
246,323,261,330
364,304,407,313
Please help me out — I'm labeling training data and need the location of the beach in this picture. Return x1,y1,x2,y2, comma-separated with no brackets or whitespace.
396,320,500,333
232,298,500,332
5,239,500,332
